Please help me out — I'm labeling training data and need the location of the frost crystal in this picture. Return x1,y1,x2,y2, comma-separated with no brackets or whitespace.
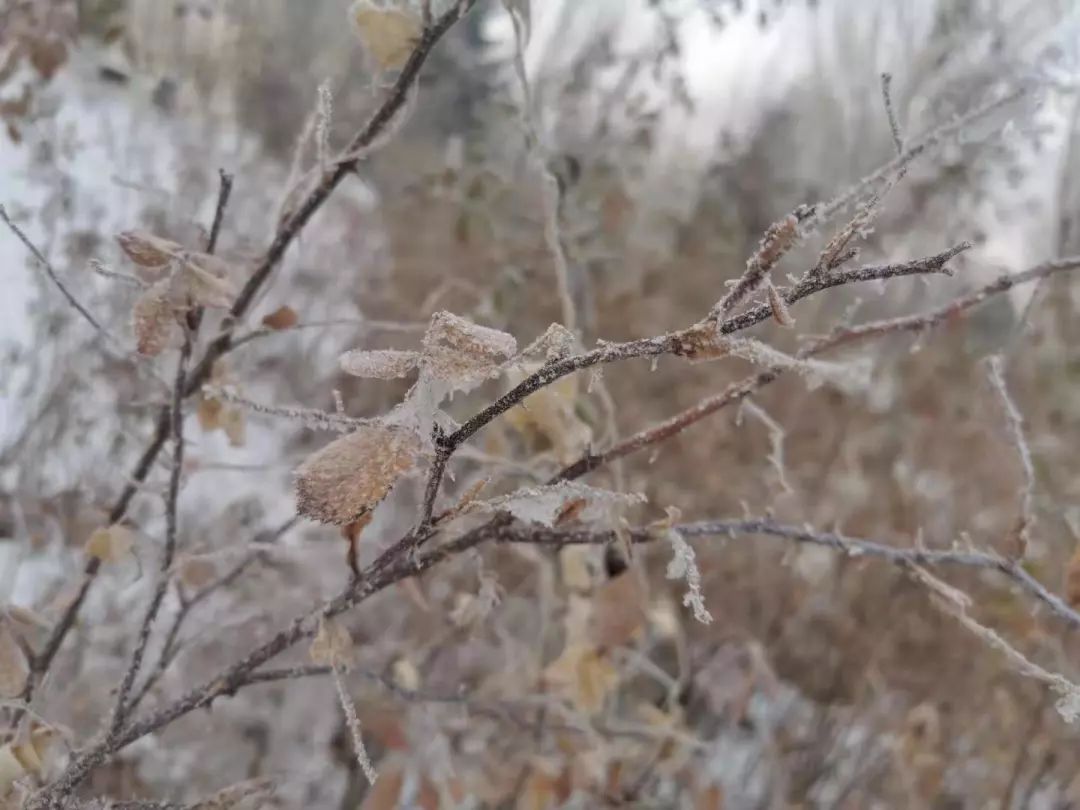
421,310,517,393
475,481,645,527
665,529,713,625
339,348,420,379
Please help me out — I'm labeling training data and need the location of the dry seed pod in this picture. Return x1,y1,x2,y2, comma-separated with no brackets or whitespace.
295,423,422,525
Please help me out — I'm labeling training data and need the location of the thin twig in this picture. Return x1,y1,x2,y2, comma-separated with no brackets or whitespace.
986,356,1036,559
106,330,191,737
0,205,111,339
881,72,904,154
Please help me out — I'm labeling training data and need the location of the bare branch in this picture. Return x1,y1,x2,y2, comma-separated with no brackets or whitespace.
986,356,1036,559
0,205,112,340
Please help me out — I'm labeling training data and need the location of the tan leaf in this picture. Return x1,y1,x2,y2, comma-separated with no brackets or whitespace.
695,784,725,810
182,260,235,309
559,547,593,593
543,643,618,715
84,525,135,563
589,571,647,650
221,406,246,448
0,619,28,699
422,310,517,391
196,395,224,431
350,2,422,70
309,616,355,670
504,365,592,464
132,280,175,357
391,657,420,691
339,349,420,380
766,281,794,327
261,305,299,331
116,231,181,269
178,555,219,590
0,743,26,798
295,423,421,525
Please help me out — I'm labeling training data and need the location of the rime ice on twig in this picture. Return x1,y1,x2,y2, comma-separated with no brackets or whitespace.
710,213,800,320
986,356,1036,559
474,481,645,528
912,566,1080,724
665,529,712,625
332,665,378,785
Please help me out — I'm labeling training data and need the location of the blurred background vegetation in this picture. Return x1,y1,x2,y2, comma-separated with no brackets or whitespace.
4,0,1080,807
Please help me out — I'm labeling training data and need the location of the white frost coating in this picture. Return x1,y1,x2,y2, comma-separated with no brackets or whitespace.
420,310,518,394
726,337,872,394
665,529,713,625
474,481,645,527
339,348,420,379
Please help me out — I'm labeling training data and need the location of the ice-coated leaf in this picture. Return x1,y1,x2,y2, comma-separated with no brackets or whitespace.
116,230,181,268
132,279,175,357
421,310,517,392
295,422,422,525
340,349,420,380
474,481,644,528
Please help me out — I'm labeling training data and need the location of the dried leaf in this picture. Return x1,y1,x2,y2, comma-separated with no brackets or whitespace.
132,279,175,357
116,231,181,269
178,555,219,590
222,406,246,448
589,572,647,650
475,481,644,528
422,310,517,391
766,281,794,327
0,744,26,798
182,260,235,309
310,616,355,670
295,423,422,526
504,363,592,464
340,349,420,380
673,321,731,362
559,547,593,592
197,395,224,431
262,305,299,330
0,619,28,699
544,643,618,715
391,657,420,691
349,1,422,70
84,524,135,563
